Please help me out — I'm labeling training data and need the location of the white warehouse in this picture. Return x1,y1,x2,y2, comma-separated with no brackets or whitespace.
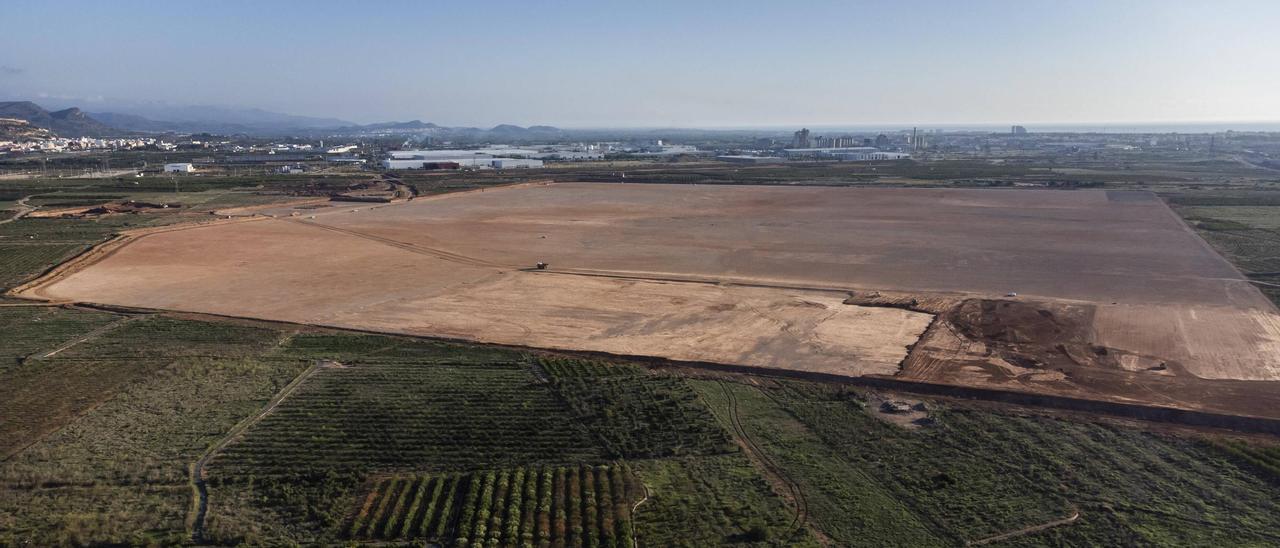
381,157,543,170
163,163,195,173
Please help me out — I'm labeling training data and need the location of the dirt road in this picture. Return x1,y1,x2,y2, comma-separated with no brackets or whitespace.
189,360,322,543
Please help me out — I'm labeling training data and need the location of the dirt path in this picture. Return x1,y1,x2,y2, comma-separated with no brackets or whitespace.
715,381,813,537
630,472,651,548
32,314,142,360
189,360,322,543
966,507,1080,546
0,195,37,225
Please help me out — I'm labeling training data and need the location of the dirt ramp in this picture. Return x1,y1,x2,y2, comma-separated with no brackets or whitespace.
900,296,1280,420
949,299,1115,371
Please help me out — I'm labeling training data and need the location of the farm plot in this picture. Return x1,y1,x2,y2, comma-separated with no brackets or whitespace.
0,243,86,290
208,354,602,477
692,380,942,547
346,464,641,547
706,379,1280,546
1207,439,1280,484
542,358,734,459
0,313,305,547
28,183,1280,396
630,454,817,547
0,315,282,458
0,305,118,369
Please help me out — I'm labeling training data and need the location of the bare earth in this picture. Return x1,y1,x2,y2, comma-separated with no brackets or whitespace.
20,183,1280,411
25,209,929,377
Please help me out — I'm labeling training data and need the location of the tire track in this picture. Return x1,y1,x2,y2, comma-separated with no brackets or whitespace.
716,381,810,534
286,218,508,269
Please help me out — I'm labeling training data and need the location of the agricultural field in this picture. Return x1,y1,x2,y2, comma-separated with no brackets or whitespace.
0,243,87,290
0,314,283,458
200,344,755,545
209,341,603,477
542,358,734,459
0,305,119,370
345,464,641,547
27,181,1280,419
1168,192,1280,305
630,454,814,547
0,315,305,546
3,168,1280,546
692,379,1280,546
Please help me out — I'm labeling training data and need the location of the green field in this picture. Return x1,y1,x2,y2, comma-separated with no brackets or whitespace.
0,318,306,546
692,379,1280,546
345,464,641,547
1168,193,1280,304
543,358,734,459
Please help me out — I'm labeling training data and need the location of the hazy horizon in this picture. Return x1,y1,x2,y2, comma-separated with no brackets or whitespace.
4,0,1279,128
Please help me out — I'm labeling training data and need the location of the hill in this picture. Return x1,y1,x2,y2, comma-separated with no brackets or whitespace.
0,118,54,141
0,102,115,137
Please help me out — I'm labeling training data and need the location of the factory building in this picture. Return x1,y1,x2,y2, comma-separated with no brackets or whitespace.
781,147,910,161
831,151,911,161
163,163,194,173
382,148,551,170
782,146,879,157
716,155,786,164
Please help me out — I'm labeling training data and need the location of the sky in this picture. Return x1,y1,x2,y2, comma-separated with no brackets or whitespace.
2,0,1279,128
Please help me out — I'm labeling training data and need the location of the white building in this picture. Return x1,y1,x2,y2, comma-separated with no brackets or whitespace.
164,163,195,173
325,144,358,154
830,151,911,161
382,157,542,170
490,158,544,169
383,148,543,170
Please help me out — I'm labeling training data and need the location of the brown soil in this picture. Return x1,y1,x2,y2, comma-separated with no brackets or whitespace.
899,296,1280,420
14,183,1280,421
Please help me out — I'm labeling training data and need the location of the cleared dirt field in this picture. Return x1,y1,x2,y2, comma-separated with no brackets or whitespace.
269,184,1262,308
21,213,930,377
18,183,1280,393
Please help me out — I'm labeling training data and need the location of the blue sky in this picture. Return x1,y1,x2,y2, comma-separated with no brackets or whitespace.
2,0,1278,127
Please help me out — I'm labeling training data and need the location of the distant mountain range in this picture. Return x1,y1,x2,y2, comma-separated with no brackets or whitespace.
0,101,115,137
86,103,354,135
0,100,567,140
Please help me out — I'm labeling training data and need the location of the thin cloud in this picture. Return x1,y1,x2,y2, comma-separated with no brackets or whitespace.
0,66,24,75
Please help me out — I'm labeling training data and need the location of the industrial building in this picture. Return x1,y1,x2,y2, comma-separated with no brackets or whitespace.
781,147,910,161
792,128,811,148
163,163,194,173
378,149,540,169
782,146,878,156
831,151,911,161
716,155,786,164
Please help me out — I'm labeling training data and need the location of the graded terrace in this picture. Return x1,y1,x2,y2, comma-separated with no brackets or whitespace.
18,182,1280,417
